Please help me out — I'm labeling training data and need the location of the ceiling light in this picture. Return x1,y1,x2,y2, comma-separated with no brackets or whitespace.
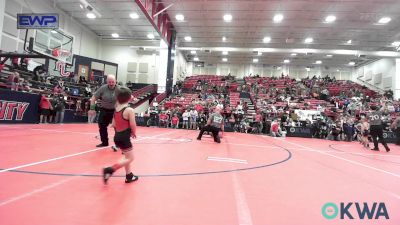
337,69,340,72
222,36,226,42
306,67,311,72
273,14,284,23
130,13,139,19
315,60,322,64
326,54,333,57
347,39,352,44
223,14,232,22
194,57,199,61
51,30,57,34
291,53,297,56
190,50,196,54
349,61,355,66
325,15,336,23
184,36,192,41
263,37,271,43
258,52,262,56
222,51,228,55
222,58,228,62
79,4,84,9
176,14,184,21
86,13,96,19
378,17,391,24
284,59,290,63
147,33,155,39
304,37,313,43
253,58,259,63
277,67,281,70
111,33,119,38
391,41,400,47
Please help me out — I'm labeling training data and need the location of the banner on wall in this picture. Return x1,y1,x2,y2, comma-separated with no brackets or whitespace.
285,126,313,138
383,132,397,143
0,90,40,123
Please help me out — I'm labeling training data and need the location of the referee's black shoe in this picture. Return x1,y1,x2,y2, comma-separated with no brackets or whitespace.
96,143,109,147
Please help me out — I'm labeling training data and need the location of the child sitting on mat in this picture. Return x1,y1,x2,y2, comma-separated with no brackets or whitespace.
102,87,138,184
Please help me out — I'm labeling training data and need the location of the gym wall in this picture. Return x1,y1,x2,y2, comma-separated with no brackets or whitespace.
100,44,159,85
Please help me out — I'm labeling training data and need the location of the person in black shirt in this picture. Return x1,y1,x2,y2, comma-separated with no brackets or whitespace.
33,65,46,82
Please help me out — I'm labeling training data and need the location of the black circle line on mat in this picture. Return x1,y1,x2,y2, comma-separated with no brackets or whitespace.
328,144,400,165
0,147,292,178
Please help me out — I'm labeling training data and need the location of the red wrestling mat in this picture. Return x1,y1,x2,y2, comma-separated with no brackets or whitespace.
0,124,399,225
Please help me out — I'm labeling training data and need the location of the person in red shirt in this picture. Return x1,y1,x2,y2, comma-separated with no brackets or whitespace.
171,114,179,129
39,94,53,123
270,119,281,137
195,104,203,112
159,112,169,128
103,87,138,184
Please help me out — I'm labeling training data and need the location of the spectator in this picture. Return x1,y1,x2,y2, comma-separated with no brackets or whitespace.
49,95,58,123
159,111,169,128
79,75,87,84
84,84,92,97
270,119,281,137
8,72,20,91
11,53,19,69
190,108,198,130
55,95,66,124
254,112,263,134
21,79,31,92
39,94,52,123
53,83,63,94
171,114,179,129
33,65,46,82
182,109,190,129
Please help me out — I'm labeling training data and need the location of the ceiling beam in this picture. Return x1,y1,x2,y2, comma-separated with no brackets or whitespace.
177,47,400,58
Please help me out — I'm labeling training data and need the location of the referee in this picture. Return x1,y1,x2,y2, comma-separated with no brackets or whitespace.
368,105,390,152
197,107,224,143
89,75,119,147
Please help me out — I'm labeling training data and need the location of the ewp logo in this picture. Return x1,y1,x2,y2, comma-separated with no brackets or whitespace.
17,14,59,29
322,202,389,220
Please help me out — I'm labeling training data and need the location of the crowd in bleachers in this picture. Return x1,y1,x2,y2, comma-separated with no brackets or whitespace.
0,56,105,123
147,74,400,142
2,53,400,143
